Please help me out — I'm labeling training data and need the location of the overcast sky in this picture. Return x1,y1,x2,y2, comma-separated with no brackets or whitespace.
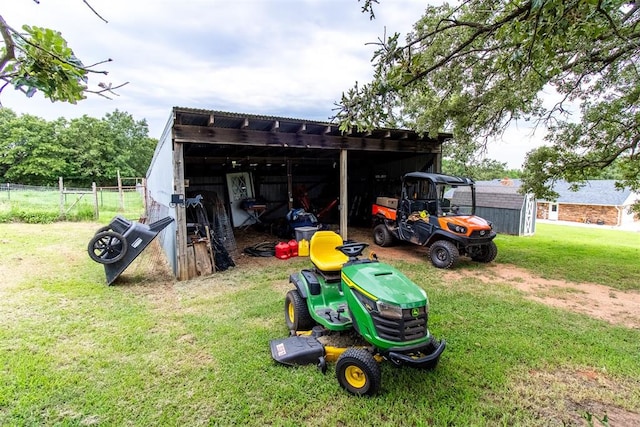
3,0,544,168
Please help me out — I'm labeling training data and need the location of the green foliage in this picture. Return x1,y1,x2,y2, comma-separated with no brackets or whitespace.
10,25,88,103
0,208,58,224
443,158,521,181
338,0,640,210
0,108,156,186
0,10,119,102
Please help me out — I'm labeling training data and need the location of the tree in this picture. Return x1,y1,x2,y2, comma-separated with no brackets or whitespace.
58,111,156,186
0,2,126,103
443,157,521,181
0,108,156,186
339,0,640,211
0,110,70,184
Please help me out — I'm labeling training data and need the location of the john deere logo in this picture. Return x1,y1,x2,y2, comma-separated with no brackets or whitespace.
411,308,419,317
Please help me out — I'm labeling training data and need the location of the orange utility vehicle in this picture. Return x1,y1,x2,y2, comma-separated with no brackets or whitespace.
372,172,497,269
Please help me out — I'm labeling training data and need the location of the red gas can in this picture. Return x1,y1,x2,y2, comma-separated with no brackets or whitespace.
288,239,299,257
275,242,290,260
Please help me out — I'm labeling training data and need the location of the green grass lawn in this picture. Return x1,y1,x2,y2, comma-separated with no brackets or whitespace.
0,222,639,426
496,223,640,290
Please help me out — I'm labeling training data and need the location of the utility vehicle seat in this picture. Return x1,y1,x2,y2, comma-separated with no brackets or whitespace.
310,231,348,272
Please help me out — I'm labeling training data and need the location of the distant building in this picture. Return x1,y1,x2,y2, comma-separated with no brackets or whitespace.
471,178,536,236
535,180,639,227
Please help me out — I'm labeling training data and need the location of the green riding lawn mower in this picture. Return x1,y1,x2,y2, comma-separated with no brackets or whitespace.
269,231,446,396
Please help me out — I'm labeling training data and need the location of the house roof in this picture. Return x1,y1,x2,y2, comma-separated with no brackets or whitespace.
476,178,633,206
546,180,631,206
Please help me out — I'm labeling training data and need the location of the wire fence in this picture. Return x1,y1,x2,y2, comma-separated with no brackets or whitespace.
0,180,146,223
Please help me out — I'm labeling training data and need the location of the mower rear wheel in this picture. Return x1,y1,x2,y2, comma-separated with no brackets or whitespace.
336,348,381,396
429,240,459,269
284,289,313,331
373,224,394,247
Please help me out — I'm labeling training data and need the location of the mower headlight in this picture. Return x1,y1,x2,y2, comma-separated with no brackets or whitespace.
446,223,467,234
377,301,403,320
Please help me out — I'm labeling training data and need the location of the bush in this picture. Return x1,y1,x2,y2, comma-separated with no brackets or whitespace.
3,208,59,224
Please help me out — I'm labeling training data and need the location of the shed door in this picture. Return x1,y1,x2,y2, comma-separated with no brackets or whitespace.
522,194,536,236
226,172,255,227
548,202,559,221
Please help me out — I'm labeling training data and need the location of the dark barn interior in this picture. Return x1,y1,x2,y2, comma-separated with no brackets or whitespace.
173,108,451,230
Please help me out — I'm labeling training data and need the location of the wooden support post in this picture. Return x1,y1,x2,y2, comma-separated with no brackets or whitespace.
174,142,189,281
287,160,293,210
340,149,348,241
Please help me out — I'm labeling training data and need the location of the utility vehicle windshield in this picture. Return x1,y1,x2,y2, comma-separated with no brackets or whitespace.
437,183,474,216
403,178,476,217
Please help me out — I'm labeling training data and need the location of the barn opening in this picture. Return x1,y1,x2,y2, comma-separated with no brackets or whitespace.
146,108,452,280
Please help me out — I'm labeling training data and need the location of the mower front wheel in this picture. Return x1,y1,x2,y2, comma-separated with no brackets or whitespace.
336,348,381,396
284,289,314,331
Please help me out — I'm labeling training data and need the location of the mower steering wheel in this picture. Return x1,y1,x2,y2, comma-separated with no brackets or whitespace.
336,242,369,258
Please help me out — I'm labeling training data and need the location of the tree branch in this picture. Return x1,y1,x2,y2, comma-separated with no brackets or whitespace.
0,15,16,75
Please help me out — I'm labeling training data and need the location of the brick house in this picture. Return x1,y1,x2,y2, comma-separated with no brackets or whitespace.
536,180,639,227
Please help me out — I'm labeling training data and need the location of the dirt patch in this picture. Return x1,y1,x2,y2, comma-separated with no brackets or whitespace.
442,263,640,330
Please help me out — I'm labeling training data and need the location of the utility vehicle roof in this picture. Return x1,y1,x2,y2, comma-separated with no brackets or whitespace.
403,172,475,186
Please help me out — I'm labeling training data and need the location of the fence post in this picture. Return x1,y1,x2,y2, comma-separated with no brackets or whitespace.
117,170,124,212
92,182,99,220
142,178,148,215
59,177,64,218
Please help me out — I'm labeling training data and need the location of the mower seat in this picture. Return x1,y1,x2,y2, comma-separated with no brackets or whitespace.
310,231,348,272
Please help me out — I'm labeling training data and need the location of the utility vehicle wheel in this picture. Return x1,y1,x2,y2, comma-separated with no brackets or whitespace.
471,241,498,263
429,240,459,269
284,289,313,331
88,231,127,264
373,224,394,247
336,348,381,396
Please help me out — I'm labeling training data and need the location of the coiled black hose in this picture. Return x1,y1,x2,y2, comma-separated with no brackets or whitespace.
243,242,277,257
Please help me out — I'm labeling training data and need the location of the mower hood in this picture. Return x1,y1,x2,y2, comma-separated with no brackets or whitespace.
342,262,427,309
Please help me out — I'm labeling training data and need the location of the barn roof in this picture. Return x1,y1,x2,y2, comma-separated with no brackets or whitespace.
173,107,451,154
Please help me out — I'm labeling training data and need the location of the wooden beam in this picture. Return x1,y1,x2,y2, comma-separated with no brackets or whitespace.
173,125,440,153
